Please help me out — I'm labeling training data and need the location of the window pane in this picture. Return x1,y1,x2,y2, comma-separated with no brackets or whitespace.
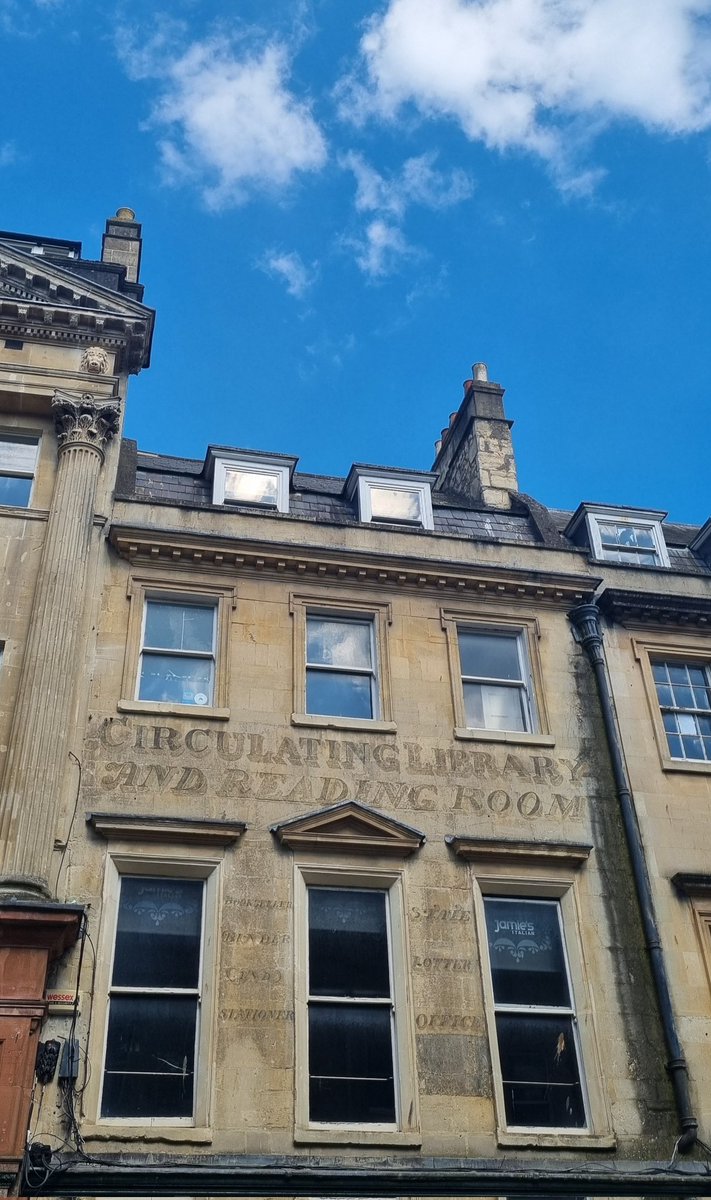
0,435,38,473
224,468,278,506
309,889,390,998
463,682,527,732
0,475,32,506
668,664,689,685
144,602,214,653
496,1014,585,1128
309,1003,395,1123
306,669,373,719
102,995,197,1118
652,662,668,683
369,486,422,523
112,878,203,989
459,631,522,681
307,618,372,668
485,898,570,1007
138,652,214,705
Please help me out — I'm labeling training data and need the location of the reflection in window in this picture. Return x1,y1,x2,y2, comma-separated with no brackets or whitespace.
593,519,663,565
458,629,532,732
308,887,396,1124
138,600,216,706
306,615,377,719
223,467,279,507
653,660,711,762
484,896,587,1129
369,486,423,524
101,877,204,1119
0,433,39,507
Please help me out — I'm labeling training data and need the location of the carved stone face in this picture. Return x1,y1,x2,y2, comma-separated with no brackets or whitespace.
81,346,111,375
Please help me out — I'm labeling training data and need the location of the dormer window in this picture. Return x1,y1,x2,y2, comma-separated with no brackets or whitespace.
566,504,670,568
347,467,435,531
210,451,294,513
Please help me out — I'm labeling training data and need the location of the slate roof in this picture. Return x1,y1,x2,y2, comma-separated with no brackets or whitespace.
114,444,710,576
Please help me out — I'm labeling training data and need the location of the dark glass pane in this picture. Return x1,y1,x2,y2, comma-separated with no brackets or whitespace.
309,1003,395,1122
144,602,214,653
0,475,32,507
310,889,390,997
459,631,522,682
666,733,683,758
668,663,689,684
113,878,203,988
485,898,570,1006
496,1013,585,1128
138,652,214,706
693,689,711,713
652,661,668,682
307,618,372,668
102,994,197,1118
663,711,678,733
672,684,694,708
681,734,704,760
306,669,373,719
655,683,674,707
688,666,707,686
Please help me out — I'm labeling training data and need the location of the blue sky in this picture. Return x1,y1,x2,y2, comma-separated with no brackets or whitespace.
2,0,710,522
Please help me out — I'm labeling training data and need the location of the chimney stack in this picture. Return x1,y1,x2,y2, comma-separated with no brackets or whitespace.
432,362,518,509
101,207,142,283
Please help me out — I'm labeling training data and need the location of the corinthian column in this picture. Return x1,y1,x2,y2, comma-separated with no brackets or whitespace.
0,391,120,897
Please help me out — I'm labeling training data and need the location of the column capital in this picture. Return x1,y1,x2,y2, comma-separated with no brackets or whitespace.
52,390,121,458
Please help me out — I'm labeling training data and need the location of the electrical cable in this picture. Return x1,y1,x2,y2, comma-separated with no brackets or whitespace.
52,751,82,895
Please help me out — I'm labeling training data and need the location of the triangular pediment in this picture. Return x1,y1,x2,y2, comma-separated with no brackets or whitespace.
0,243,154,372
271,800,425,857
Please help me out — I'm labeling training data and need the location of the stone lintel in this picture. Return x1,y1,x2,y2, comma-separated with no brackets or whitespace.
86,811,246,847
598,587,711,628
446,835,593,867
672,873,711,896
272,799,425,857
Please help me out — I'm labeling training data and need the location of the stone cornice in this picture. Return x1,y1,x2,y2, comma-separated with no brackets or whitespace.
597,587,711,628
108,523,598,605
446,835,592,866
0,249,153,373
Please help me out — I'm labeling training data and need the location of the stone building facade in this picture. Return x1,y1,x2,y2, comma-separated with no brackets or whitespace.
0,216,710,1196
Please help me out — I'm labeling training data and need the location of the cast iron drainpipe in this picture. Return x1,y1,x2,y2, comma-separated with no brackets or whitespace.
569,601,698,1153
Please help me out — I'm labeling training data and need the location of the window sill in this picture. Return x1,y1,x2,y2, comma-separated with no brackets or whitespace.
118,700,230,721
497,1129,615,1150
81,1123,213,1144
454,727,555,748
661,757,711,774
294,1125,421,1147
0,504,48,521
291,713,397,734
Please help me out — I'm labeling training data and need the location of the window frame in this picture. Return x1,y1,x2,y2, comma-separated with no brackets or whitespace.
633,637,711,775
356,473,434,531
118,576,235,720
0,430,40,509
211,454,291,513
585,508,670,568
290,594,396,734
466,853,612,1149
441,609,553,746
293,861,420,1146
84,849,222,1140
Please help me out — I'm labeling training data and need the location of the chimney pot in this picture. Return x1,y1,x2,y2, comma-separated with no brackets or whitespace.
434,439,442,455
449,412,457,427
115,207,136,222
473,362,488,382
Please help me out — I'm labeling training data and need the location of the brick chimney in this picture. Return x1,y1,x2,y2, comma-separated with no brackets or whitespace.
432,363,518,509
101,207,142,283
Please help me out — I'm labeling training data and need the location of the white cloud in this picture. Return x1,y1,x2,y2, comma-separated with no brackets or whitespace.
116,30,327,207
340,149,472,217
344,218,418,279
338,150,471,278
0,142,16,167
342,0,711,177
259,249,317,298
